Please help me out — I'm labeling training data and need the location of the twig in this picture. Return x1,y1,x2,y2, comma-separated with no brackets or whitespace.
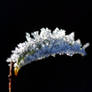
8,62,13,92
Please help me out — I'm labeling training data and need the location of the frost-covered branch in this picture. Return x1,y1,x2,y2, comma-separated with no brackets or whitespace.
6,28,90,75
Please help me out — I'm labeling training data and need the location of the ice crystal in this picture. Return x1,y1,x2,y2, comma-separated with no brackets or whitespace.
6,28,90,74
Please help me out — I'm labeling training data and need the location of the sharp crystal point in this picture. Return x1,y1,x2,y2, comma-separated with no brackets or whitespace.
68,32,74,40
76,39,81,45
83,43,90,49
26,32,32,42
31,31,39,39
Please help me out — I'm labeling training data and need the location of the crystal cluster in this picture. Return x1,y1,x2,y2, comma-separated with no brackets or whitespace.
6,28,90,74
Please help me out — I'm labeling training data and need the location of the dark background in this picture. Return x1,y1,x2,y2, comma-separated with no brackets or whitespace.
0,0,92,92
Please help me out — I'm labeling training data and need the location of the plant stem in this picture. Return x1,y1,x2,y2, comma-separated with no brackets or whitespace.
8,62,13,92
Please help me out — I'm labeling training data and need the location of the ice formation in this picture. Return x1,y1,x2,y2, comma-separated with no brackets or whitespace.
6,28,90,75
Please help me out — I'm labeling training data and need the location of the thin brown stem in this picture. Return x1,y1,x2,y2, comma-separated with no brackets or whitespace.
8,62,13,92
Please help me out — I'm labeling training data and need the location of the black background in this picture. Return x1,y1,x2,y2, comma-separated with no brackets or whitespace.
0,0,92,92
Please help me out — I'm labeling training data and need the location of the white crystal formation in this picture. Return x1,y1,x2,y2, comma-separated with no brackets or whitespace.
6,28,90,70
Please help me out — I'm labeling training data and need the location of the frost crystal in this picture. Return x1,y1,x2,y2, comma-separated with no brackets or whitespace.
6,28,90,72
